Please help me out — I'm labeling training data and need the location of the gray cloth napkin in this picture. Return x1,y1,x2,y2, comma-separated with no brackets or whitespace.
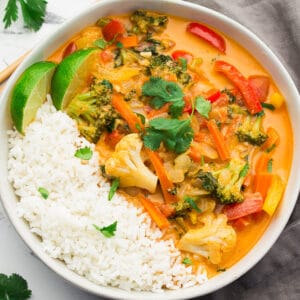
184,0,300,299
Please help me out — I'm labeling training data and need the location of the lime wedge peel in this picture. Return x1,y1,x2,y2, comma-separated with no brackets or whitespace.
51,48,100,110
10,61,57,134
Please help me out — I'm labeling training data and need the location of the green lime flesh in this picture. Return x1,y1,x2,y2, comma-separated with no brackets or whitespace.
51,48,99,110
10,61,57,133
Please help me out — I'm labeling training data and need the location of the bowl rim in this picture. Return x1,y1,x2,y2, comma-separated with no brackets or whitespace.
1,0,300,299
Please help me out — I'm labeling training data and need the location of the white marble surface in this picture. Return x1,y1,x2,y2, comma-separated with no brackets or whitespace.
0,1,102,299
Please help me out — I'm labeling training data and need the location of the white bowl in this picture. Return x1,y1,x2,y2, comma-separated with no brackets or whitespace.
1,0,299,299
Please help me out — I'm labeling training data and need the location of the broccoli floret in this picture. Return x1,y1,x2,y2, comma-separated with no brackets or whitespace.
148,54,191,86
130,10,168,34
198,158,248,204
172,200,192,218
236,115,268,146
66,80,119,143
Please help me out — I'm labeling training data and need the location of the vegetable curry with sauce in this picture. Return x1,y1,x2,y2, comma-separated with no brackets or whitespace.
48,10,292,277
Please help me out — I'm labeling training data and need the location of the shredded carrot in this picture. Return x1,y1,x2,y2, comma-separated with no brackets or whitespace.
147,103,170,119
253,173,273,199
207,120,230,161
146,150,177,204
261,127,279,151
138,194,170,229
188,143,202,162
263,175,285,216
111,94,144,132
255,152,270,174
118,35,139,48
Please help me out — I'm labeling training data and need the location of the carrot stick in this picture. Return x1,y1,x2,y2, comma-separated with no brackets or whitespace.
253,173,273,199
255,152,270,174
118,35,139,48
207,120,230,161
261,127,279,151
111,94,144,132
112,94,177,204
146,150,177,204
138,194,170,229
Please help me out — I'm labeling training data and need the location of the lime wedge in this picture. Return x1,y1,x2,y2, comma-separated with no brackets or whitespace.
10,61,56,133
51,48,99,110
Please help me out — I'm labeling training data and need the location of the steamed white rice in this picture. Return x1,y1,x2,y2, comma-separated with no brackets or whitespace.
7,99,207,292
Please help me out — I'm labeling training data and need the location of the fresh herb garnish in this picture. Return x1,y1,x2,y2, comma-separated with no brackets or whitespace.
239,162,249,178
142,77,184,118
0,273,32,300
93,221,117,238
143,117,194,154
3,0,47,31
195,96,211,119
108,178,120,200
116,41,123,48
184,197,201,213
74,146,93,160
94,38,109,49
265,143,276,153
267,158,273,173
182,257,193,265
179,57,188,72
38,187,49,199
135,113,146,125
262,103,275,111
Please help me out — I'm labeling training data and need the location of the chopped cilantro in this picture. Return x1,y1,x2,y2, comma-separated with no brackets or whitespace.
108,178,120,200
265,144,276,153
116,41,123,48
0,273,31,300
38,187,49,199
182,257,193,265
179,57,187,72
143,117,194,154
262,102,275,111
195,96,211,119
93,221,117,238
135,113,146,125
142,77,184,118
74,146,93,160
94,38,109,49
184,197,201,213
267,158,273,173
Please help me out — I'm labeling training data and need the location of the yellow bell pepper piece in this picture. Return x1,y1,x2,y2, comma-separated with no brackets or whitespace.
269,92,284,109
263,174,285,216
95,66,140,82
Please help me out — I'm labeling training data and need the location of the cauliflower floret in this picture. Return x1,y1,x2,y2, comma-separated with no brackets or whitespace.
177,212,236,264
105,133,158,193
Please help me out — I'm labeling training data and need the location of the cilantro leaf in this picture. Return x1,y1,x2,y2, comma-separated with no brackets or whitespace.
38,187,49,199
184,196,201,213
195,96,211,118
0,273,32,300
143,117,194,154
108,178,119,200
94,38,109,49
182,257,193,265
74,146,93,160
3,0,18,29
93,221,117,238
142,77,184,118
20,0,47,31
179,57,187,72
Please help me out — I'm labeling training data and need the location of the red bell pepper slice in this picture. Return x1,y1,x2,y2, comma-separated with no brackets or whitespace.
62,42,77,59
102,19,125,41
207,90,221,103
224,192,264,220
214,61,263,114
187,22,226,53
248,75,270,102
172,50,193,63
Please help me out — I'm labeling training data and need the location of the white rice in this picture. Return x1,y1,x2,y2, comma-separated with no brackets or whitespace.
7,99,207,292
